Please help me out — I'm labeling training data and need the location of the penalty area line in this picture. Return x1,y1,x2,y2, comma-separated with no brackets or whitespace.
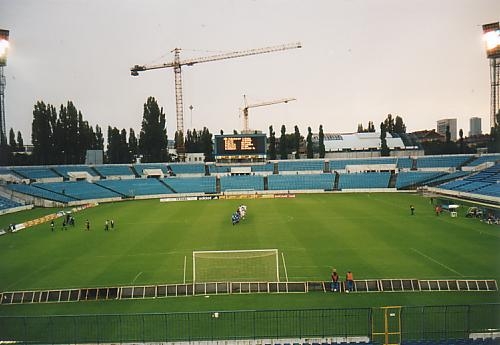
410,248,464,277
131,271,143,284
281,252,289,282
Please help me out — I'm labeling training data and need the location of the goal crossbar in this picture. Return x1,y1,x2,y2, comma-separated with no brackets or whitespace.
193,249,279,283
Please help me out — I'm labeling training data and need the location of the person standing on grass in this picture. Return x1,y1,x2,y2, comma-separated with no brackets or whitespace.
110,219,114,230
85,219,90,231
410,205,415,215
50,220,54,232
330,268,340,292
104,220,109,231
346,271,354,293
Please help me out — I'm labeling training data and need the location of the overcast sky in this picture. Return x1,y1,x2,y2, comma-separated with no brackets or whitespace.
1,0,499,143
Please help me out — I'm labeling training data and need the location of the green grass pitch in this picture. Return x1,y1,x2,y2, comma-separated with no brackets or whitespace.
0,192,499,316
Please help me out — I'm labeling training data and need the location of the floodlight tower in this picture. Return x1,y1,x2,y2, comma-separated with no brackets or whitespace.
483,22,500,129
0,29,9,146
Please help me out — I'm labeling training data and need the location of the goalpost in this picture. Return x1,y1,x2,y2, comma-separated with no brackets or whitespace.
192,249,279,283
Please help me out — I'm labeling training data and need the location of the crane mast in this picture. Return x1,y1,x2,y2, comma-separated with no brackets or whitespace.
242,95,296,133
131,42,301,161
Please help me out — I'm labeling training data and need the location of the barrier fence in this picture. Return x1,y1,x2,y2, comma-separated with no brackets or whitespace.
0,304,499,344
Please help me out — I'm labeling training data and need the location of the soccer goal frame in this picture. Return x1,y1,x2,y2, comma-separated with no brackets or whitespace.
192,249,279,283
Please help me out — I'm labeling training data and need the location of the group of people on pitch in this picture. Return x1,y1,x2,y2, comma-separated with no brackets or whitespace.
231,205,247,225
330,269,354,293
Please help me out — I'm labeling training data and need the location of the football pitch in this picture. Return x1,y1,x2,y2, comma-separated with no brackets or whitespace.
0,192,499,316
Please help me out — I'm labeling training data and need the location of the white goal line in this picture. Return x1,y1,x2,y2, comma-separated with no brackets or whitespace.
193,249,278,254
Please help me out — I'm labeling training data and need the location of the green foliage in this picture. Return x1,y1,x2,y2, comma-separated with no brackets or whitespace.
184,127,214,162
293,125,301,159
306,126,313,158
279,125,288,159
380,122,390,156
318,124,325,158
138,97,168,162
268,125,276,160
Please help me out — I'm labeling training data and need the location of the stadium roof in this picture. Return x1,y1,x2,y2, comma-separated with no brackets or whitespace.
313,132,415,151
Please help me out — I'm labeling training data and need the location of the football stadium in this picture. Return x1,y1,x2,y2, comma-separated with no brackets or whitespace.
1,7,500,345
0,154,499,343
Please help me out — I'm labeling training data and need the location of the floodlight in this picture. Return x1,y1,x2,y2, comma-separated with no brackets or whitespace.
0,29,9,66
482,22,500,58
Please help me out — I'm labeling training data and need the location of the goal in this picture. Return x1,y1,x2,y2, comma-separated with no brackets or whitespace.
192,249,279,283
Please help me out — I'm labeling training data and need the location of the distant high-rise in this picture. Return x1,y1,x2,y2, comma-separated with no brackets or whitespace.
437,118,457,141
469,117,482,136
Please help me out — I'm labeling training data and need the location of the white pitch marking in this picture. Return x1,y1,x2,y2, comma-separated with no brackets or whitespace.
132,271,143,284
411,248,464,277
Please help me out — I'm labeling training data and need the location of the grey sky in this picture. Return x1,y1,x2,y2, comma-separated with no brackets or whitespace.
1,0,499,142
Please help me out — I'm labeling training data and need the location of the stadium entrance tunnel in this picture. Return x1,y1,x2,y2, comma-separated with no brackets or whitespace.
1,279,497,305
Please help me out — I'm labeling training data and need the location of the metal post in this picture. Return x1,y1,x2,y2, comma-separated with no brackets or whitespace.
0,66,6,146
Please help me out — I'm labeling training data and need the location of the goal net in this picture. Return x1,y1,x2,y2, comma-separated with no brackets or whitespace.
193,249,279,283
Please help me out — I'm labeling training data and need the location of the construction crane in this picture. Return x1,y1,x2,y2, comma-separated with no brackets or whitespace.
130,42,302,161
241,95,296,133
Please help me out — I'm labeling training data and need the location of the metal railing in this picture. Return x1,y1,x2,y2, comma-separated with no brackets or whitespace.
0,304,498,344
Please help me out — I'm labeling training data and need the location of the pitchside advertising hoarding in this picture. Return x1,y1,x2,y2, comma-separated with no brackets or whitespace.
214,134,266,157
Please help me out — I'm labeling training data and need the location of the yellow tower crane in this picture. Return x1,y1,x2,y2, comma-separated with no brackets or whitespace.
130,42,302,161
241,95,296,134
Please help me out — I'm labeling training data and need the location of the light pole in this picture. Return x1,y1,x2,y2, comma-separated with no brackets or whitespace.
483,22,500,129
0,29,9,147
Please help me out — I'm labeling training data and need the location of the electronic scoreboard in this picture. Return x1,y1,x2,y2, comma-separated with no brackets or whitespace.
214,134,266,160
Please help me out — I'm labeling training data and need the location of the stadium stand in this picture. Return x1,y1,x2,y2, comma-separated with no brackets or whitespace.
163,176,216,194
0,195,22,211
329,158,397,171
277,160,324,172
395,157,413,169
395,171,444,189
466,153,500,166
169,163,205,175
338,172,391,189
220,175,264,191
251,163,275,172
415,155,473,169
96,178,173,197
133,163,170,175
52,165,99,178
438,164,500,197
34,181,121,200
208,165,231,174
11,167,60,180
423,170,471,186
93,165,135,178
267,174,334,190
6,183,76,203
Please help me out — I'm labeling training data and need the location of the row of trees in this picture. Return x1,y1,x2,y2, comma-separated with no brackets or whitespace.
2,103,500,166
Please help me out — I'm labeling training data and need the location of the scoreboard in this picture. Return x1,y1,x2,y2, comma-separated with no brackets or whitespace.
214,134,266,157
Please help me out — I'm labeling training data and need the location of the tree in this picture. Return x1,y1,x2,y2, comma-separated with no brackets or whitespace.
129,128,138,161
107,126,121,163
8,128,16,152
139,96,167,162
445,125,451,143
268,125,277,160
16,131,25,152
318,125,325,158
279,125,288,159
293,125,301,159
384,114,395,134
200,127,214,162
459,128,465,153
393,116,406,134
380,122,390,156
357,121,375,133
32,101,57,164
306,126,313,158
